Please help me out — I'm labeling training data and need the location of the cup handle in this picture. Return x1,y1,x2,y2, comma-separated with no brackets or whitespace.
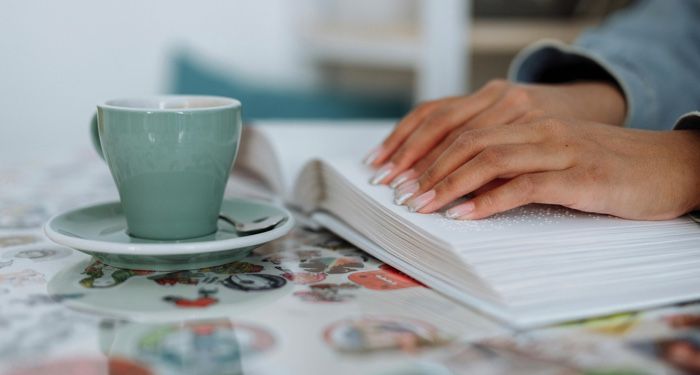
90,112,105,159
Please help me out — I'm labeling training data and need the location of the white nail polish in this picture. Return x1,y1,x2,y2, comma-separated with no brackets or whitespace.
369,163,394,185
444,210,461,219
389,176,406,189
394,179,418,197
363,147,381,165
394,191,415,205
445,201,475,220
407,190,436,213
389,169,415,189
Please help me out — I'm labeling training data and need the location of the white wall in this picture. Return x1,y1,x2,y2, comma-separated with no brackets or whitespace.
0,1,309,162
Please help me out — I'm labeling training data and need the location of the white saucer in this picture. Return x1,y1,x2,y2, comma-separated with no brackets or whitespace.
44,198,294,271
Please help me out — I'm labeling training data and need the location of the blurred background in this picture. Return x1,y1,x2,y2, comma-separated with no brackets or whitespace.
0,0,632,162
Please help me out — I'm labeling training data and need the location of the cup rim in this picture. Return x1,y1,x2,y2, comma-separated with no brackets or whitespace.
98,95,241,112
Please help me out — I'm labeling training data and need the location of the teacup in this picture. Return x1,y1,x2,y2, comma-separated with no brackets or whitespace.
90,95,242,240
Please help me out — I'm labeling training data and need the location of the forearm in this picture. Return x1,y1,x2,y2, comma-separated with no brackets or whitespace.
511,0,700,130
547,81,626,126
676,130,700,212
674,114,700,212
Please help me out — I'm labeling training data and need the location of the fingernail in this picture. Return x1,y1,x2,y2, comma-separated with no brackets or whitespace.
363,147,382,165
445,201,475,219
395,178,418,195
369,162,394,185
394,179,418,199
407,190,435,213
389,169,416,189
394,180,419,205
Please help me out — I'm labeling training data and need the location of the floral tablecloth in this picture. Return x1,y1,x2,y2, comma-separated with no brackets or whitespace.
1,151,699,375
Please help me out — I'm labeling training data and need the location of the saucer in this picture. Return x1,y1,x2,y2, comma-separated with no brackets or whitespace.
44,198,294,271
48,258,293,322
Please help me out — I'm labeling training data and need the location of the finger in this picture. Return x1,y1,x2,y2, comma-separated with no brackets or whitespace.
371,80,508,179
365,96,459,167
444,171,573,220
377,101,490,183
409,143,574,213
380,85,519,184
414,126,548,196
389,168,419,189
405,123,469,179
415,178,505,207
459,98,528,130
394,126,540,204
473,178,509,195
393,126,519,204
407,104,530,179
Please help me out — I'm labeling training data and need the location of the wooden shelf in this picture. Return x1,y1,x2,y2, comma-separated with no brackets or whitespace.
302,19,598,68
470,19,597,53
302,24,419,68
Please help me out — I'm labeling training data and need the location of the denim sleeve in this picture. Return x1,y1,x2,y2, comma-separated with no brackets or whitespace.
508,0,700,131
674,112,700,130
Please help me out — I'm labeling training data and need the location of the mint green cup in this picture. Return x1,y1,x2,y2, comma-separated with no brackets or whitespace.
91,96,242,240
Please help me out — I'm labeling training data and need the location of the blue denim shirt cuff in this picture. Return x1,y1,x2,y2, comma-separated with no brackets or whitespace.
673,112,700,131
508,39,658,130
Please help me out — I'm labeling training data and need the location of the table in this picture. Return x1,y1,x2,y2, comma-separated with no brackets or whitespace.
1,151,698,375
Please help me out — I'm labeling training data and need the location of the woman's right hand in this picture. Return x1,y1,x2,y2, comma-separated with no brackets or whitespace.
365,79,627,188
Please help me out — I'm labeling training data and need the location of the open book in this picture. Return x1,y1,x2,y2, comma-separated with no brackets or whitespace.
236,120,700,328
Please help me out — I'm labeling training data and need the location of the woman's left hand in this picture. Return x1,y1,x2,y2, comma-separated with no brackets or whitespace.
395,118,700,220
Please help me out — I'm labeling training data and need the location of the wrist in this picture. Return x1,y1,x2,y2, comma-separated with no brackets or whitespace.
678,130,700,212
557,81,627,126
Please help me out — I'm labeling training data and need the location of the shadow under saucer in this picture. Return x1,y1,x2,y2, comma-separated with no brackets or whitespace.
48,257,293,322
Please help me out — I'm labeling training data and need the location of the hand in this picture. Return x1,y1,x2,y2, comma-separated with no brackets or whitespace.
394,118,700,220
365,80,626,187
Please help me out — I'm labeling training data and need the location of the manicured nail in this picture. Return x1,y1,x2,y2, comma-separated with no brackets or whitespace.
395,178,418,195
393,179,419,205
389,169,416,189
407,190,435,213
445,201,475,219
363,147,382,165
369,162,394,185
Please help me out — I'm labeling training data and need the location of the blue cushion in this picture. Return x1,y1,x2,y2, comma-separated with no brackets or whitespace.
169,52,411,121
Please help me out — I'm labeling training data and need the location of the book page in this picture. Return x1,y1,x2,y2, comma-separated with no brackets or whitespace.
241,120,393,200
316,157,700,326
321,157,699,248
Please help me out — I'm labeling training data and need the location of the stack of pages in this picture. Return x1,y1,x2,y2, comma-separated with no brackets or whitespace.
236,120,700,328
